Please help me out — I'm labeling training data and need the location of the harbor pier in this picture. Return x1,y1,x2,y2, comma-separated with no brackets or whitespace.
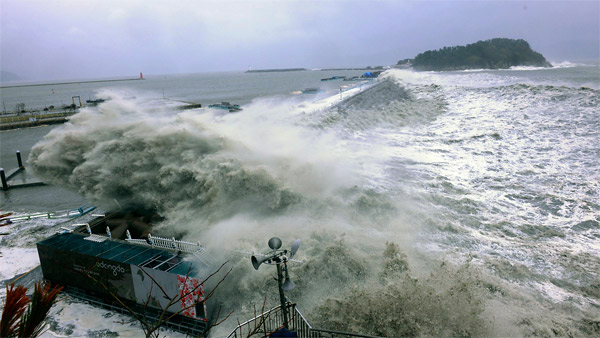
1,150,45,190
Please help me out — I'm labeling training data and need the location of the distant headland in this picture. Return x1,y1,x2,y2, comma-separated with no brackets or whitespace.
398,38,552,71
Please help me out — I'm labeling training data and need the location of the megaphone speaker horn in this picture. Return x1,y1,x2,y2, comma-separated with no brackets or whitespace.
251,256,260,270
251,255,271,270
268,237,282,250
290,239,301,259
283,278,296,291
282,263,296,290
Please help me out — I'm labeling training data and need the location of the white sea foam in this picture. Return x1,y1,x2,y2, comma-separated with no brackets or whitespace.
549,61,581,68
0,247,40,281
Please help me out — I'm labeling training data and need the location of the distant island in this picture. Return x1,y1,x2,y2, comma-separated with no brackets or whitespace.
401,38,552,71
0,70,21,82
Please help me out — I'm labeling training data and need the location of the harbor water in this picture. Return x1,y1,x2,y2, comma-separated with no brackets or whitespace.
1,64,599,337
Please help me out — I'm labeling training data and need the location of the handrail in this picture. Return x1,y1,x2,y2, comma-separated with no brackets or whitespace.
227,303,298,338
232,303,284,329
310,328,384,338
227,303,384,338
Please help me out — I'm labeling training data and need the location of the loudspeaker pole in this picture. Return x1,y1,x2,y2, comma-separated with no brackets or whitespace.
251,237,301,332
276,260,289,328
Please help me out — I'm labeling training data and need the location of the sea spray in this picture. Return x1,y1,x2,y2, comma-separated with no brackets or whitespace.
310,243,488,337
27,87,482,336
24,69,600,337
26,84,498,337
29,93,355,225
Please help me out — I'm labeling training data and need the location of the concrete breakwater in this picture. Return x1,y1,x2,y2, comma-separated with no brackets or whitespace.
0,111,76,130
0,77,142,89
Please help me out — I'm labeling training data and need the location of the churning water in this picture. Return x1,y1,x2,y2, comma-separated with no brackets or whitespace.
1,65,599,336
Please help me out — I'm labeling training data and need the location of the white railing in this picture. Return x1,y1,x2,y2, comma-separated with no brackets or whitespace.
125,234,213,266
124,238,148,246
126,234,202,253
84,234,108,242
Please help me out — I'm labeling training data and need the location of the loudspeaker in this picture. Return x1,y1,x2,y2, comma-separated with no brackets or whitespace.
251,255,271,270
282,265,296,291
290,239,301,258
268,237,282,250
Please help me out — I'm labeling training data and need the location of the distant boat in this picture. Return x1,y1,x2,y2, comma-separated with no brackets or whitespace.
85,99,105,106
208,102,242,112
301,88,320,94
320,76,345,81
360,71,382,78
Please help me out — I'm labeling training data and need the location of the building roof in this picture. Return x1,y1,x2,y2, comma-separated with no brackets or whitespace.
38,233,198,275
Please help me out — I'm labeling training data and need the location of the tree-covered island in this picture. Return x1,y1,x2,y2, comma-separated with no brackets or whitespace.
404,38,552,71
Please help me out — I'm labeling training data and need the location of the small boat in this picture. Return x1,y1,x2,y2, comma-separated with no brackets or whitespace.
66,204,97,218
360,71,382,78
0,213,12,227
320,76,345,81
7,204,96,221
0,212,13,219
301,88,320,94
208,102,242,112
85,99,105,106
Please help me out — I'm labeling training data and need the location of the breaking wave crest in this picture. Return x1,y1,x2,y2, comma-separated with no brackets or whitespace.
311,79,447,130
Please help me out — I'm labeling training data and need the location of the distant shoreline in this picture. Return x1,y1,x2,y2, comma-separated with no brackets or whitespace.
0,77,143,89
246,67,382,73
245,68,307,73
320,68,380,71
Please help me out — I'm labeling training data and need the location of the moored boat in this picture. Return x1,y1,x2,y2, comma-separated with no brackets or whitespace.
208,102,242,112
301,88,320,94
320,76,345,81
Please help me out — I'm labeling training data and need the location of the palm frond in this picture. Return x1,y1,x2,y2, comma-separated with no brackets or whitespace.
0,283,30,337
17,282,63,338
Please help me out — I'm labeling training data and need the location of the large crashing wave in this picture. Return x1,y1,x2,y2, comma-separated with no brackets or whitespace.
28,83,508,336
29,93,359,228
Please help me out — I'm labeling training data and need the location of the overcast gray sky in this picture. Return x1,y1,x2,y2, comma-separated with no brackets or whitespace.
1,0,598,81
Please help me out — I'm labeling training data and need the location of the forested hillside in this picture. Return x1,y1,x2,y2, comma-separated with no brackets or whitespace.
410,38,551,71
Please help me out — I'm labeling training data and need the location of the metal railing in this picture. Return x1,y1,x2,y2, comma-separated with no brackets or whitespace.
227,303,384,338
126,234,202,253
125,234,213,266
227,302,301,338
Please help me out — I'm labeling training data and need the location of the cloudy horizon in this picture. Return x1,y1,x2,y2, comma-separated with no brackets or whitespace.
1,0,598,82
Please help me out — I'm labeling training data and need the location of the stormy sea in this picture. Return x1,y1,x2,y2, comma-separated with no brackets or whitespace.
1,64,599,337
